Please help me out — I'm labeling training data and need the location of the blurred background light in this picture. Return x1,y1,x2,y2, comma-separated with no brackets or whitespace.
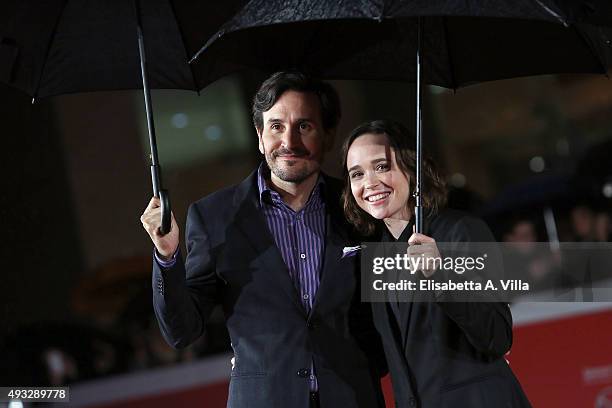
171,113,189,129
529,156,546,173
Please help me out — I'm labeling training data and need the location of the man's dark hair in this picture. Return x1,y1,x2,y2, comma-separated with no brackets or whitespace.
252,71,341,131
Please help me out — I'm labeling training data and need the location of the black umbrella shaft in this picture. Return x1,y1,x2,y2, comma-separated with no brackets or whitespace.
415,17,423,234
135,3,161,197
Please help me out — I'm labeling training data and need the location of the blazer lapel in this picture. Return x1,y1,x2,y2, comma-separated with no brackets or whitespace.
311,214,346,313
380,225,417,353
231,171,305,314
311,178,352,314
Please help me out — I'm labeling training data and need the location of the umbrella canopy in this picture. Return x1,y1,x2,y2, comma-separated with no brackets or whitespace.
190,0,612,89
480,174,574,244
0,0,246,98
481,174,574,217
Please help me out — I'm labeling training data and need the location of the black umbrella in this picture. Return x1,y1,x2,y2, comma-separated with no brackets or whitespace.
188,0,612,232
480,173,574,246
481,174,573,215
0,0,246,234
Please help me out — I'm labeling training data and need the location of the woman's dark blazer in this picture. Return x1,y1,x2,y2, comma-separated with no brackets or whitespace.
372,209,532,408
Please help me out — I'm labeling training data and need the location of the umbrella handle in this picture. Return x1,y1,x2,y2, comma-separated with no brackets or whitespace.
151,165,171,235
159,189,171,235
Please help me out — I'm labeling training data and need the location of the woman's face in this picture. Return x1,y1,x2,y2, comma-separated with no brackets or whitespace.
346,133,411,221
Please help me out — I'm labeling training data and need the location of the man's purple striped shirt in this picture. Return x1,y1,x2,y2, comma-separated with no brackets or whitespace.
256,165,326,313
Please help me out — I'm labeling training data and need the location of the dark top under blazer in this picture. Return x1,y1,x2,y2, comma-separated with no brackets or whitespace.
372,210,532,408
152,169,385,408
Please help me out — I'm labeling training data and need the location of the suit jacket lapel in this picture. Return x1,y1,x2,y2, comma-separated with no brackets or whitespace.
311,177,351,314
311,212,346,314
231,171,305,314
398,212,435,350
380,225,416,352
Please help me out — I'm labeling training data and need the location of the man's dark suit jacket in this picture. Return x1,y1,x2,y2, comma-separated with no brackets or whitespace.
152,169,384,408
372,210,532,408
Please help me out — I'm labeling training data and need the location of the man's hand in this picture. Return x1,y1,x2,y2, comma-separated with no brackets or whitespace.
140,197,179,259
407,227,441,278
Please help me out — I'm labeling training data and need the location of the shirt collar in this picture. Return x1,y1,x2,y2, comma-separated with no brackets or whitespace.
256,162,326,208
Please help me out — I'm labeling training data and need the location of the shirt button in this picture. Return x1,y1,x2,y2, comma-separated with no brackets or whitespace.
303,294,309,300
300,253,306,259
409,397,417,406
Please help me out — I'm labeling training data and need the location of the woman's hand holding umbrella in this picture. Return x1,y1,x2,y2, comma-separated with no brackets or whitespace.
141,197,179,260
407,227,441,278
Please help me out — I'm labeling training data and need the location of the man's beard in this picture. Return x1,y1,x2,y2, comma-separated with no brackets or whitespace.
265,147,318,183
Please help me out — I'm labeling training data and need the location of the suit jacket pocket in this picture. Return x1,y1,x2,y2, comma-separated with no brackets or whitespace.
439,374,512,408
440,373,496,393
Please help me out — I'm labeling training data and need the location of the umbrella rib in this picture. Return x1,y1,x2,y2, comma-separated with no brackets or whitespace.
167,0,200,94
533,0,568,26
32,0,70,101
442,16,458,91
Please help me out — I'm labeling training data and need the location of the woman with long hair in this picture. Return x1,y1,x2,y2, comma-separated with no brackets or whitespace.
342,120,531,407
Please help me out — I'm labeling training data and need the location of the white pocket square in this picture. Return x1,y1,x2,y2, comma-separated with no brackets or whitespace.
342,245,364,258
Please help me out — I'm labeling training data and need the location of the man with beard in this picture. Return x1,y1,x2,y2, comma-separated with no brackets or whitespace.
140,72,384,408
